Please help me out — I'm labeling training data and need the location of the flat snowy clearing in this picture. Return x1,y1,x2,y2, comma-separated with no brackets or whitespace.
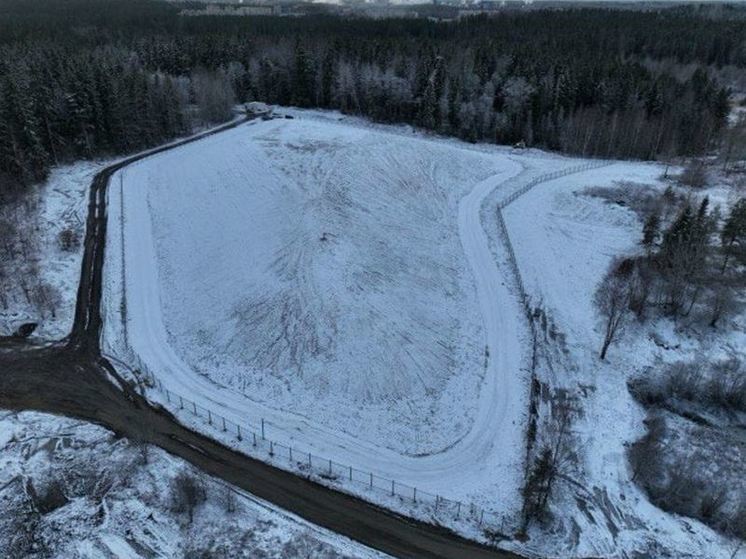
102,110,582,518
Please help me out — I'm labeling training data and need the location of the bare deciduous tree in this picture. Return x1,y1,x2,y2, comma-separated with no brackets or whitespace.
679,159,708,189
521,392,578,527
170,472,206,524
594,259,633,360
191,68,236,125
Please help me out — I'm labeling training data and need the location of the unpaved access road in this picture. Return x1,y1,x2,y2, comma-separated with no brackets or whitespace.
0,117,523,559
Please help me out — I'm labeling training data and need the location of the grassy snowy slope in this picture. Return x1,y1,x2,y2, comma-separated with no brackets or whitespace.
0,410,386,559
502,164,742,558
102,110,547,528
0,162,106,339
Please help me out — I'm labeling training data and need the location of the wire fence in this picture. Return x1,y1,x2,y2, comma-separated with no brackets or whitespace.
495,161,609,304
496,161,607,211
139,369,512,535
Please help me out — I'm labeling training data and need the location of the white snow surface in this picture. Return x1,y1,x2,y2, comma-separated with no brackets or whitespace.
503,164,744,558
101,109,583,518
0,410,386,558
0,161,105,339
101,108,744,557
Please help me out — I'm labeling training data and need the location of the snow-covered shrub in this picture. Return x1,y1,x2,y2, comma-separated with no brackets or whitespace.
57,228,80,252
678,160,709,189
170,471,207,524
632,358,746,414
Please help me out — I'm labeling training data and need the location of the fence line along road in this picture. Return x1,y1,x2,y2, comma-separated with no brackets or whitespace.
140,370,511,535
131,159,608,541
496,161,609,306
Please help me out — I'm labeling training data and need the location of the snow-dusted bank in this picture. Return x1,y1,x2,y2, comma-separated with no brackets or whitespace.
0,410,386,558
502,164,743,558
0,161,108,338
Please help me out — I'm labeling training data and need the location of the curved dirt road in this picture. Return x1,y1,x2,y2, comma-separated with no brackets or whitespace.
0,117,524,559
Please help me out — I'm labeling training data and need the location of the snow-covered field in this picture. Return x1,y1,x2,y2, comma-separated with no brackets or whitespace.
102,109,595,523
503,165,744,558
0,410,385,558
97,107,745,557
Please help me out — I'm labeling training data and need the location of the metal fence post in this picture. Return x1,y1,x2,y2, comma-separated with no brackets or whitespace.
369,472,373,489
349,466,352,481
236,424,242,441
192,401,197,415
391,480,395,496
252,432,257,447
261,418,265,440
328,459,332,476
222,417,226,431
269,441,274,456
179,395,183,409
207,410,212,425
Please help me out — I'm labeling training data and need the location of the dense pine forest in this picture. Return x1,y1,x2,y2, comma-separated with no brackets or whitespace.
1,0,744,188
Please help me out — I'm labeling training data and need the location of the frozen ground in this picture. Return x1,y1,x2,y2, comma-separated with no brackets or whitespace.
99,107,744,557
502,165,744,558
102,109,591,521
0,410,386,559
0,161,105,339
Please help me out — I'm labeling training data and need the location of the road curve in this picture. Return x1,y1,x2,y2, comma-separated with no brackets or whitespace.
0,116,525,559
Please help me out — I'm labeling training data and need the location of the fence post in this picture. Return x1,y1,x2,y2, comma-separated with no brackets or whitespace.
391,480,395,496
435,495,439,511
192,401,197,415
479,510,484,525
207,410,212,425
236,424,242,441
328,459,332,476
289,446,293,462
261,419,265,440
413,487,417,502
179,395,183,409
252,432,257,447
222,417,226,431
308,453,312,468
349,466,352,481
166,390,171,403
456,501,461,518
269,441,274,456
370,472,373,489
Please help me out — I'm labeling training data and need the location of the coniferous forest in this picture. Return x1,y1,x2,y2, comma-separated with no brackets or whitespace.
0,0,743,189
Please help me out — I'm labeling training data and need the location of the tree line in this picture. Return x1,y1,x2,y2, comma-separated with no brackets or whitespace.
1,0,743,188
